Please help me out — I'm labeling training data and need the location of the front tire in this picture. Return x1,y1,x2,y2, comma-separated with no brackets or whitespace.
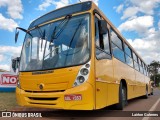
116,83,127,110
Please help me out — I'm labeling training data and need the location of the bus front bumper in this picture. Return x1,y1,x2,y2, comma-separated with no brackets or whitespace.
16,82,94,110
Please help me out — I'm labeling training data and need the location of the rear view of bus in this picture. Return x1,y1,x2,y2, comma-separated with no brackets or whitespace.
16,1,95,110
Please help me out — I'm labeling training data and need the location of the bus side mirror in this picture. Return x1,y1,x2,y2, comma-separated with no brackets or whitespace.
12,60,16,72
17,57,20,62
99,20,108,35
15,28,19,43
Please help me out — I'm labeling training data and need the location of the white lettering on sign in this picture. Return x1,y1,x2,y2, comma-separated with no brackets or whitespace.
9,77,17,84
0,74,17,86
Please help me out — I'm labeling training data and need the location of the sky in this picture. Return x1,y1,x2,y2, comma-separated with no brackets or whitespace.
0,0,160,71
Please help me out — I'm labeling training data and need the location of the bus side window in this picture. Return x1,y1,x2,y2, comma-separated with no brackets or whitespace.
110,28,125,63
124,43,134,67
133,52,139,71
95,17,111,60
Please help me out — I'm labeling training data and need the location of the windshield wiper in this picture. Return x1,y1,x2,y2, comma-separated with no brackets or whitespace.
64,19,83,66
41,30,45,51
68,19,83,49
49,14,72,47
35,25,45,39
16,27,33,37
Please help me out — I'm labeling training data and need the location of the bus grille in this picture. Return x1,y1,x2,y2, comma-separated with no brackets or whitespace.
28,97,58,101
25,90,65,93
27,97,59,105
29,102,56,105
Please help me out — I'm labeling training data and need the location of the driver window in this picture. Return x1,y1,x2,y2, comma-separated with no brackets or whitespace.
95,16,111,60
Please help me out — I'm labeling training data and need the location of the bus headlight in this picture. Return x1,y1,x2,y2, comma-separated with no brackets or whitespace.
73,61,90,87
80,68,89,75
78,76,85,83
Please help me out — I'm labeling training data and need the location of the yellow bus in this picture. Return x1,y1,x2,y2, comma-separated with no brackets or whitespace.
15,1,151,110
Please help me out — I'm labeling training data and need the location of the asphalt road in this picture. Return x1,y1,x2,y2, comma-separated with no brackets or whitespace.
1,88,160,120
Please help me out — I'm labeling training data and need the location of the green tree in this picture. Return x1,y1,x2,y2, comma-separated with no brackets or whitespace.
148,61,160,86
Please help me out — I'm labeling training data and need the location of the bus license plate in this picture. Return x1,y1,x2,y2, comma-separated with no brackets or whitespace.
64,94,82,101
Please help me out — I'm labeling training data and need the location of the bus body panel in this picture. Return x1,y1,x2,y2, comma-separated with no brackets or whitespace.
112,58,132,99
19,66,80,91
95,59,114,109
92,2,150,109
135,70,146,97
16,81,94,110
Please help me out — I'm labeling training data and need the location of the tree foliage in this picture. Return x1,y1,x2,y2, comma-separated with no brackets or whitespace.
148,61,160,75
148,60,160,86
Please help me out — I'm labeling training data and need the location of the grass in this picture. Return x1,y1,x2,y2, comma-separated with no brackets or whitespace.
0,92,17,111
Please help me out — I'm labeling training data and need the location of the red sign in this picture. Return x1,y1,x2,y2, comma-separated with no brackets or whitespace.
64,94,82,101
0,74,17,86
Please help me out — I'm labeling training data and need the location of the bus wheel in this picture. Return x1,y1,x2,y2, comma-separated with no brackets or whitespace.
151,89,153,95
144,86,148,99
116,83,127,110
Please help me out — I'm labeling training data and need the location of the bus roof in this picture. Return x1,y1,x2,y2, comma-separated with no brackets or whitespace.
29,1,92,29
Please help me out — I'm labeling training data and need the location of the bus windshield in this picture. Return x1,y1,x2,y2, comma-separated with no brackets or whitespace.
20,14,90,71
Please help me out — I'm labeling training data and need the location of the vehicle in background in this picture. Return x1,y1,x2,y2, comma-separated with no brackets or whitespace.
15,1,151,110
149,80,154,95
0,57,19,92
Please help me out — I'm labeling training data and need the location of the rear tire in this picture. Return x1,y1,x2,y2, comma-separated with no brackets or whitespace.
151,89,153,95
143,86,148,99
116,83,127,110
